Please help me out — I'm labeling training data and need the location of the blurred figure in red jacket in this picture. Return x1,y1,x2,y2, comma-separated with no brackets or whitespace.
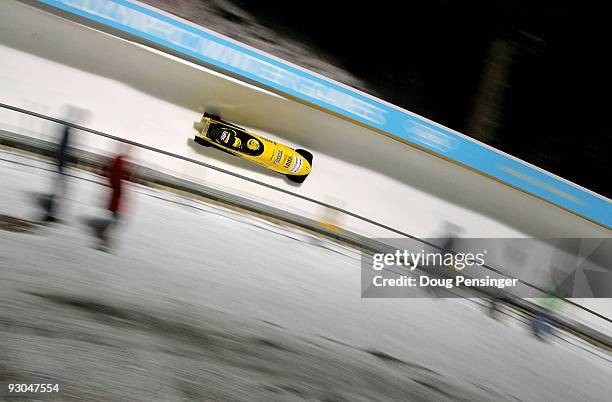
106,151,130,218
86,144,131,251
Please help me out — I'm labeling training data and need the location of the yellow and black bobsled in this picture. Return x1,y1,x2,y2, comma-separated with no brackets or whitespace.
193,113,313,183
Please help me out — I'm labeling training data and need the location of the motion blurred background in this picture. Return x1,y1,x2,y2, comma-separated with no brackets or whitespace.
1,0,610,401
143,0,611,196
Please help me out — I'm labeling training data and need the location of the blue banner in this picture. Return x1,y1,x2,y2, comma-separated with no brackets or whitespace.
36,0,611,228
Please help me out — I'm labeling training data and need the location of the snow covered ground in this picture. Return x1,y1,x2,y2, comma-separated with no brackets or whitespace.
0,150,610,401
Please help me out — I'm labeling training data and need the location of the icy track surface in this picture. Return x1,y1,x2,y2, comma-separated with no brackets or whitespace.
0,151,610,401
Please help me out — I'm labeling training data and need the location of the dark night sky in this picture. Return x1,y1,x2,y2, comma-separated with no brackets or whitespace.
237,0,610,197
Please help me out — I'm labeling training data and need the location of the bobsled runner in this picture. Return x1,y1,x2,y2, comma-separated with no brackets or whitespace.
193,113,313,183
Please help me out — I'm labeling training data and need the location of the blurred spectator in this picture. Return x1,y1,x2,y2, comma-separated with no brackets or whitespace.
422,221,464,297
36,106,88,223
95,145,131,250
83,144,132,251
531,298,559,340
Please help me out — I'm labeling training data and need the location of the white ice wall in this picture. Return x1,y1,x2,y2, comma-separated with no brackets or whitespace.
0,0,608,240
